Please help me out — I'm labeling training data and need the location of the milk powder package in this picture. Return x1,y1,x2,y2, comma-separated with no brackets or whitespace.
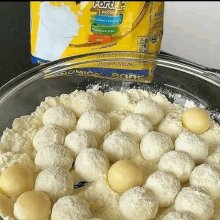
31,1,164,82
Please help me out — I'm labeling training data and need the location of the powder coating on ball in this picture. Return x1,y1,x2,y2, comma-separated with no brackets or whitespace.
162,211,195,220
35,167,73,203
158,151,195,183
174,186,214,220
189,163,220,200
74,148,109,181
120,113,153,141
64,130,98,159
119,186,158,220
175,131,208,164
33,125,66,151
140,131,174,163
134,98,164,125
144,170,181,207
43,106,76,132
51,195,92,220
35,144,73,171
103,130,137,162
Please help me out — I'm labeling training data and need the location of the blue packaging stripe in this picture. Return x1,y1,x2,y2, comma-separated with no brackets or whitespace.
31,56,50,64
75,68,149,77
92,15,123,26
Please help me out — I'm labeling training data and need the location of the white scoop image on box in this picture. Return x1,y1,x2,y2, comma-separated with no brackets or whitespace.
35,2,79,61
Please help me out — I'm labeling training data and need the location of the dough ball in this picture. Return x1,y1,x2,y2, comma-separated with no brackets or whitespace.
35,145,73,171
74,148,109,181
14,190,51,220
182,107,210,135
43,106,76,131
174,186,214,220
33,125,66,151
76,110,110,142
162,211,195,220
144,171,181,207
157,109,183,141
108,160,144,193
175,131,208,164
120,113,153,141
189,163,220,200
205,150,220,170
70,91,99,118
119,186,158,220
0,165,34,198
140,131,174,163
134,98,164,125
158,151,195,183
103,130,137,162
51,195,92,220
64,130,98,159
35,167,73,203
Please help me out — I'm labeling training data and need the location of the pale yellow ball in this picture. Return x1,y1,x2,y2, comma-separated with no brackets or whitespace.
14,190,51,220
108,160,144,193
0,165,34,198
182,107,210,134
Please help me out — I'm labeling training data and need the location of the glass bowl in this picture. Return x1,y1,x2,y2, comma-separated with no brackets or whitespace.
0,52,220,220
0,53,220,138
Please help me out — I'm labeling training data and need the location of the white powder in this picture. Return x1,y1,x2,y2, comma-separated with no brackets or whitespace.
1,87,220,220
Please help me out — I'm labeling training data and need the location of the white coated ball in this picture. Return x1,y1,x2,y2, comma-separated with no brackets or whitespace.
162,211,195,220
74,148,109,181
51,195,92,220
189,163,220,200
144,171,181,207
134,98,164,125
35,145,73,171
43,106,76,131
158,151,195,183
33,125,66,151
140,131,174,163
205,149,220,170
64,130,98,159
76,110,110,141
175,131,208,164
70,91,99,118
174,186,214,220
119,186,158,220
120,113,153,141
103,130,137,162
35,167,73,203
